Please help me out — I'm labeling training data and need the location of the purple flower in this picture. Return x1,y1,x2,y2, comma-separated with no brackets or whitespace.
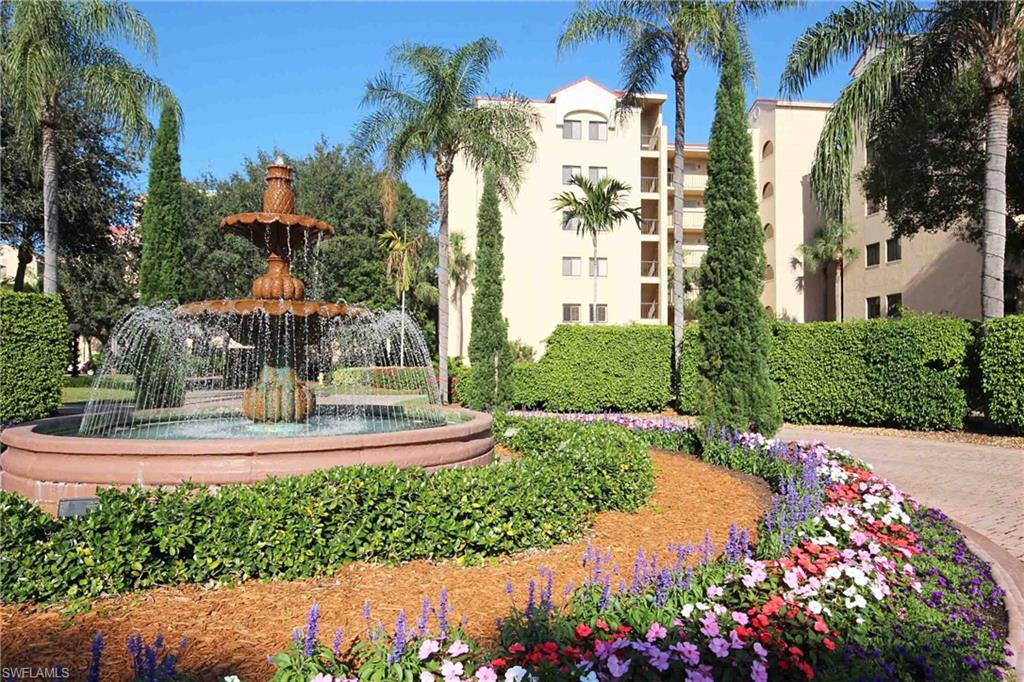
302,602,321,657
331,627,344,657
645,622,667,642
607,654,630,678
670,641,700,665
86,632,103,682
709,637,730,658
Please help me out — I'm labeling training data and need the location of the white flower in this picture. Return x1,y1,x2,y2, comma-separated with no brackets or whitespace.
223,677,241,682
696,601,710,611
807,600,822,615
680,604,695,618
505,667,528,682
824,566,842,580
420,674,436,682
579,673,599,682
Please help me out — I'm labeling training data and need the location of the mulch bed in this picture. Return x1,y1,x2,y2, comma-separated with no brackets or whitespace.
0,451,771,681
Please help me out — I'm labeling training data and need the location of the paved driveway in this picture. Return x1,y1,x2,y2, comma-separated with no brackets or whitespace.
779,426,1024,564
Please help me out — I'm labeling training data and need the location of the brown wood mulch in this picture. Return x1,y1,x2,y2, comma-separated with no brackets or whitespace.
0,452,770,681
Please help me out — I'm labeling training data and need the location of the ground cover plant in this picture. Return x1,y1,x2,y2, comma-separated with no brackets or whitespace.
38,414,1013,680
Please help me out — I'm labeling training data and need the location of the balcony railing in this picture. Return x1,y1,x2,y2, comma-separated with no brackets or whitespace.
641,125,660,150
639,218,659,235
666,171,708,191
640,176,659,193
640,260,658,277
640,302,659,320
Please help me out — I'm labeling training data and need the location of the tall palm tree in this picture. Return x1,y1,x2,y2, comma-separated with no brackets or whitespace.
559,0,795,391
2,0,178,295
782,1,1022,320
378,227,423,366
448,231,474,357
552,175,642,320
356,38,538,402
798,222,859,321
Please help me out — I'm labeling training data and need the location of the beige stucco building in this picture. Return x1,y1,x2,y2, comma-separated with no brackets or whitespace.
447,77,995,359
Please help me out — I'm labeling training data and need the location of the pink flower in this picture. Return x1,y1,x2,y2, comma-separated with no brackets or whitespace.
670,641,700,666
699,611,719,638
420,673,436,682
419,639,441,660
731,611,749,626
646,622,668,642
707,585,724,599
447,640,470,657
753,642,768,658
475,667,497,682
752,659,768,682
709,637,730,658
607,654,630,678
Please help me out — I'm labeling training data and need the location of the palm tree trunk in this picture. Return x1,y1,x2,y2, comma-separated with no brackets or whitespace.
436,157,453,403
592,233,599,321
839,258,845,322
41,109,60,295
671,50,689,399
457,292,464,356
981,90,1009,320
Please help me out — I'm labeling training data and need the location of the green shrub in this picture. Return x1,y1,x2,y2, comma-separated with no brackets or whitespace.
524,325,672,413
980,316,1024,433
676,324,703,414
0,416,655,604
681,317,971,430
0,292,69,423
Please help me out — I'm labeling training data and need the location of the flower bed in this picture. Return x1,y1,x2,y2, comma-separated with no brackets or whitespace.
44,415,1016,680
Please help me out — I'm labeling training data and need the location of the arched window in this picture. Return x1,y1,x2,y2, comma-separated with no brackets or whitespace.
763,223,774,238
761,182,774,199
765,265,775,280
761,140,774,158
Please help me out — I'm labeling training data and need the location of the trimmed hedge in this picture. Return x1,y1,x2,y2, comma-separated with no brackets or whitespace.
454,325,673,413
0,292,69,423
0,415,654,604
980,316,1024,433
681,317,973,431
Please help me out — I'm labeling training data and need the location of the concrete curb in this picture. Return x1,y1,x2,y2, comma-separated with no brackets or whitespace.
954,521,1024,681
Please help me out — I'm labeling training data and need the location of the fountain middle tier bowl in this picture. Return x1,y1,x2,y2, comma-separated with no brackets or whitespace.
0,406,494,514
176,299,360,319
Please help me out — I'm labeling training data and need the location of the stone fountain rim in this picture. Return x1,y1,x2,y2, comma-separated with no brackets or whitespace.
0,406,490,455
220,211,334,235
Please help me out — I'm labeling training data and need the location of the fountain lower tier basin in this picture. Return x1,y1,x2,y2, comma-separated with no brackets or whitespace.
0,407,493,514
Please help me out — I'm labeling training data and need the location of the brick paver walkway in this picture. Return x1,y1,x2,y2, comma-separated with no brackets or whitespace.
779,426,1024,564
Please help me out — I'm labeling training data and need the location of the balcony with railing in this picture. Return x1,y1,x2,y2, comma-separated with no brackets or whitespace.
641,124,661,151
666,170,709,191
640,176,659,194
640,301,659,320
639,218,659,235
640,259,659,278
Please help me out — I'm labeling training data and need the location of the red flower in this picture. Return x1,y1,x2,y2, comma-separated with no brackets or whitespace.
508,643,525,654
575,624,593,639
562,645,582,661
813,619,829,634
616,625,632,634
823,637,836,651
490,658,508,669
595,619,609,631
797,661,815,679
788,645,804,658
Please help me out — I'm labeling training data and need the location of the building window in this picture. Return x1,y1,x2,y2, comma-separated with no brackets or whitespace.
684,161,702,172
866,296,882,319
761,140,774,158
562,120,581,140
886,237,901,262
588,120,607,141
562,303,581,323
683,198,702,209
866,196,882,216
765,265,775,280
561,256,581,276
761,182,774,199
562,165,581,184
589,303,608,323
866,242,880,267
764,223,774,238
886,293,903,317
561,212,580,231
588,166,608,184
589,257,608,277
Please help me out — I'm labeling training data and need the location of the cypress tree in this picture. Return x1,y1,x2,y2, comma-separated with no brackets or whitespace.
139,104,183,304
467,168,513,409
696,24,781,435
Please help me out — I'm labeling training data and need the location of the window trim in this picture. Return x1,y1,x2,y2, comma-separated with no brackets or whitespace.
561,256,582,277
562,303,581,323
866,296,882,319
588,166,608,184
589,303,608,323
562,119,581,140
885,237,902,263
589,257,608,278
562,165,582,185
865,242,881,268
886,292,903,318
588,120,608,141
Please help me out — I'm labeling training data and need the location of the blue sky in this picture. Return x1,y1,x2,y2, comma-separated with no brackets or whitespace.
131,1,856,203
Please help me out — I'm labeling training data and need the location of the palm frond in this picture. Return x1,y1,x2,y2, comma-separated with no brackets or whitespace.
78,54,177,150
75,0,158,59
459,94,539,201
780,0,919,98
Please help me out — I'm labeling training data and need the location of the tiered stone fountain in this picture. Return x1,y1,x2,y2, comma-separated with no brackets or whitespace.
0,161,493,513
